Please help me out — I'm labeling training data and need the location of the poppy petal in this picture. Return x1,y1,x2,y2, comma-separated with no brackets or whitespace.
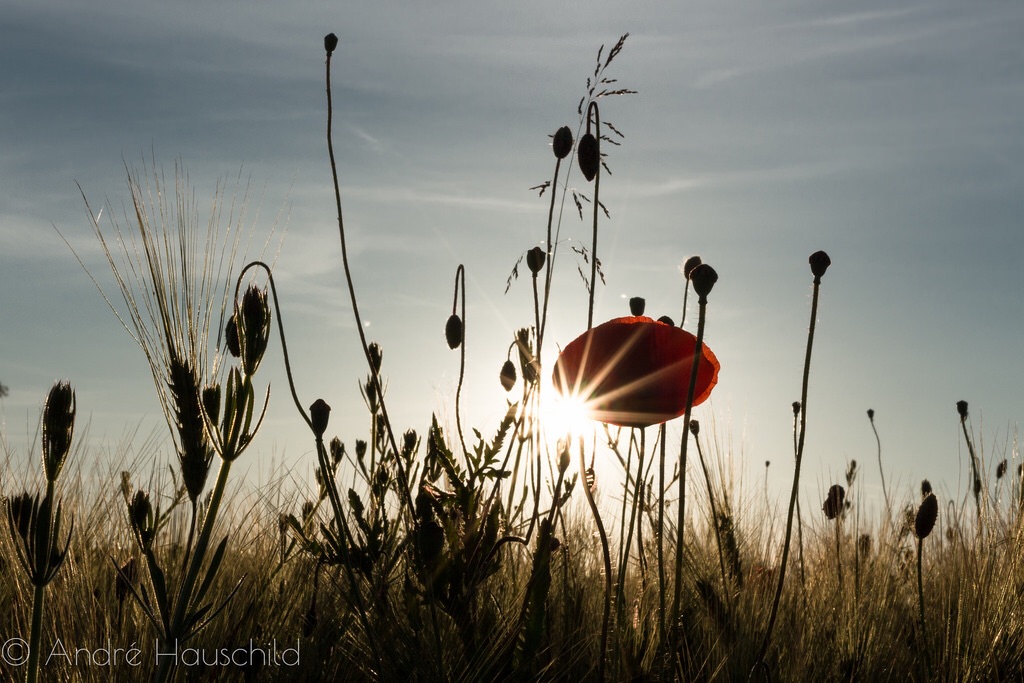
552,316,720,428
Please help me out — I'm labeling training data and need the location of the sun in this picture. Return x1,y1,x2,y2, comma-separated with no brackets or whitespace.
538,373,594,444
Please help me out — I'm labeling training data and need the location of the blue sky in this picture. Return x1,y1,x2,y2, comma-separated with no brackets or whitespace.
2,1,1022,522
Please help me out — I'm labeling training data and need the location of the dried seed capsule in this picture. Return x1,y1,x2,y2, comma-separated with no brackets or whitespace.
553,126,573,159
324,33,339,55
956,400,969,420
445,314,463,350
809,250,831,281
629,297,646,316
577,132,599,182
915,492,938,539
690,263,718,300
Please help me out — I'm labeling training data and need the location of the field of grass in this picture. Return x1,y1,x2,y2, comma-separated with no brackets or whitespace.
3,33,1024,683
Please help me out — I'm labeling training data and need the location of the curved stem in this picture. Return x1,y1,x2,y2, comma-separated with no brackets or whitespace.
579,436,611,682
916,538,932,678
453,265,468,457
324,48,414,518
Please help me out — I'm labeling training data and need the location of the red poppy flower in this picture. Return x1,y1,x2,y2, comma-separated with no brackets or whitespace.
552,316,720,428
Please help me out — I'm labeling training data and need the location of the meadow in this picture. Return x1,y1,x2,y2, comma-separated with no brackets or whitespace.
3,33,1024,682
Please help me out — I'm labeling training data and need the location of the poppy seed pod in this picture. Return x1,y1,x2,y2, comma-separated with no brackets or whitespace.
629,297,646,316
310,399,331,439
500,359,516,392
689,419,700,436
577,132,599,182
553,316,720,428
553,126,573,160
682,255,702,280
445,314,463,350
42,380,75,483
689,263,718,300
792,401,801,416
324,33,338,55
526,246,546,275
809,250,831,281
823,484,845,520
915,492,938,539
657,315,675,326
956,400,968,420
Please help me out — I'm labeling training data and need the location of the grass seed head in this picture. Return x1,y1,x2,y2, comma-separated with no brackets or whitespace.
915,492,938,539
7,492,35,542
553,126,573,159
368,342,384,374
238,285,272,376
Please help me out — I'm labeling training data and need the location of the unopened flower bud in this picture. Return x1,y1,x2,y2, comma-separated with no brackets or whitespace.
689,420,700,436
915,492,938,539
324,33,338,56
526,246,546,275
553,126,573,160
500,360,516,392
42,380,75,483
310,399,331,439
368,342,383,374
921,479,932,496
809,250,831,281
823,484,845,520
202,384,221,428
577,132,599,182
629,297,646,316
445,314,463,350
867,408,874,421
238,285,271,376
682,256,702,280
657,315,674,326
689,263,718,300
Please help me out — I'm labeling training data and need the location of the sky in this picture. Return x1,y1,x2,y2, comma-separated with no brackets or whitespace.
2,1,1023,527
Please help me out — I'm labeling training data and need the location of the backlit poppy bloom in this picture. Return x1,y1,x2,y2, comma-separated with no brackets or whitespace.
552,316,720,428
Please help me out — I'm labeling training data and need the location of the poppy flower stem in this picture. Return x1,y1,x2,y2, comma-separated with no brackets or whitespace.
750,253,830,679
916,537,933,678
618,428,647,618
324,39,415,521
671,291,710,664
578,433,611,682
452,265,468,457
586,101,601,331
657,423,668,645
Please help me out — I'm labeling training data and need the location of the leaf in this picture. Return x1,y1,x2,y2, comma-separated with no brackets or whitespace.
194,535,229,609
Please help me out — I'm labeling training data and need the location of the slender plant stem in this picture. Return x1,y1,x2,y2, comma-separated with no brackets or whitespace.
586,102,601,331
579,436,611,683
453,264,468,457
325,45,415,519
25,479,57,683
750,273,824,677
670,295,709,667
916,538,932,678
695,434,730,606
657,423,667,647
870,413,891,519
